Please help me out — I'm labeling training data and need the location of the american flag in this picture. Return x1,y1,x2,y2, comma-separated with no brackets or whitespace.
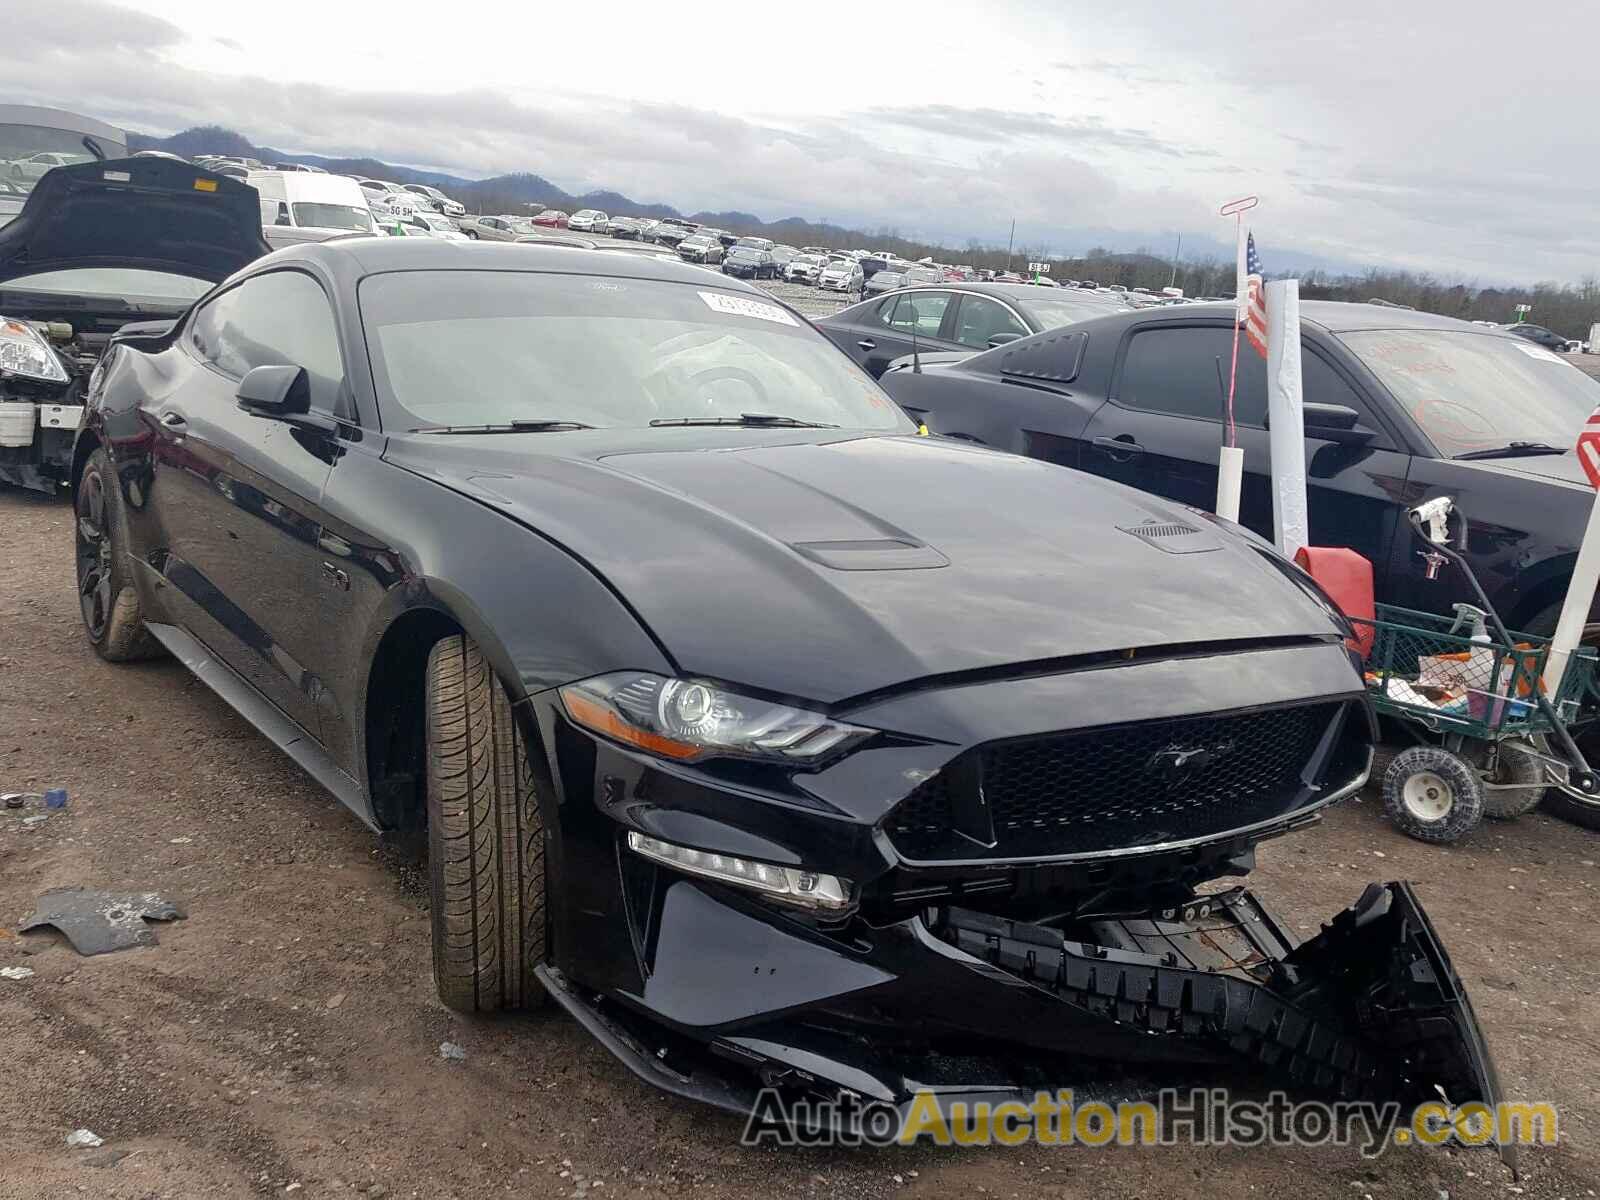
1243,232,1267,358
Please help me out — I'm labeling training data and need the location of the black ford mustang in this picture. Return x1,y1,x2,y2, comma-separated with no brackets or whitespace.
40,164,1503,1134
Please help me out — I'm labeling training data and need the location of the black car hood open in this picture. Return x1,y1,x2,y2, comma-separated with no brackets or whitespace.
0,156,270,286
387,431,1345,702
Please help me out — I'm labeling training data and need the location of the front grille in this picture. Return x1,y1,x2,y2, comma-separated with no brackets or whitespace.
887,702,1346,861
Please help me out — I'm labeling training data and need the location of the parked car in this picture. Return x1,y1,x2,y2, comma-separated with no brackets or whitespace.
1,150,94,182
531,209,569,228
0,157,267,494
817,283,1130,377
65,235,1497,1123
354,179,419,219
568,209,610,234
402,184,467,218
785,253,826,284
651,221,692,246
733,235,775,253
676,233,724,264
816,257,864,293
720,245,777,279
608,216,642,239
250,170,379,239
862,268,907,300
877,300,1600,673
402,212,471,240
458,214,534,241
1502,322,1569,352
769,245,797,274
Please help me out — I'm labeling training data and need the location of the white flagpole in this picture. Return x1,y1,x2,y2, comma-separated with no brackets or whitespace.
1265,279,1307,558
1216,196,1258,521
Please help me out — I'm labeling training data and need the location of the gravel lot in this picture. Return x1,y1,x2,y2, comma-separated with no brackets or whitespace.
3,484,1600,1199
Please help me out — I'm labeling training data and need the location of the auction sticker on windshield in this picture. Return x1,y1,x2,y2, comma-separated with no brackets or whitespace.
700,292,798,326
1512,342,1565,364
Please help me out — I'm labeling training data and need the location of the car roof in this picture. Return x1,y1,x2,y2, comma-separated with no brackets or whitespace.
258,237,770,289
1057,298,1514,336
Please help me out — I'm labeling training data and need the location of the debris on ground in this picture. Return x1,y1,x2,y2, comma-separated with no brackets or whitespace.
2,792,38,809
439,1041,467,1061
64,1129,104,1149
19,887,185,956
0,965,36,981
169,836,193,845
21,814,48,827
43,787,68,810
80,1148,133,1169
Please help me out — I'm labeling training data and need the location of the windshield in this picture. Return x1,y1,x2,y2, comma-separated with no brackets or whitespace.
360,270,911,432
1019,296,1122,330
729,248,762,259
292,203,375,232
0,268,210,306
1341,328,1600,457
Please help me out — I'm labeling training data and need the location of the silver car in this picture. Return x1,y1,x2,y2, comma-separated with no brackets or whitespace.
458,214,535,241
817,259,865,292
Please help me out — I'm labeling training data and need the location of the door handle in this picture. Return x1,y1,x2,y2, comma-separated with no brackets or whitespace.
857,339,877,350
159,411,188,429
1092,434,1144,460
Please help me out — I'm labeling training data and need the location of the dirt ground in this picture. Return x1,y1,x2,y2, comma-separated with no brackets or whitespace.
2,485,1598,1200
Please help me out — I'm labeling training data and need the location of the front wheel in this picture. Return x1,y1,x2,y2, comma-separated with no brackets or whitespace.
1383,745,1483,843
425,634,548,1012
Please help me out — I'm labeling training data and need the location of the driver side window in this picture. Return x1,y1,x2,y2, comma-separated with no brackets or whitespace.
189,272,347,414
952,295,1027,349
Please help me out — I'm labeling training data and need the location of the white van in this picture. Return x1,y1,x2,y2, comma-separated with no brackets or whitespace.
248,171,377,238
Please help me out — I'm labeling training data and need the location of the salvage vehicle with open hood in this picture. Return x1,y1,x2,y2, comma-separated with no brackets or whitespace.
72,239,1506,1152
0,156,269,492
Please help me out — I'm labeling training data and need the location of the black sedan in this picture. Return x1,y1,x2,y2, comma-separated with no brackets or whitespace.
879,300,1600,646
818,282,1130,377
67,238,1498,1121
720,244,776,279
1502,322,1570,352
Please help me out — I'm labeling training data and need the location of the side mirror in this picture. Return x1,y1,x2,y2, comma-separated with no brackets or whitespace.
987,332,1023,348
237,364,310,417
1266,402,1376,446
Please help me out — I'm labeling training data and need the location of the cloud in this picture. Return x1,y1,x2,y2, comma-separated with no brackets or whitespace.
11,0,180,49
2,0,1596,283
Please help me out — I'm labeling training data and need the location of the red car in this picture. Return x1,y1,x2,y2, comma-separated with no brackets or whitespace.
531,209,568,228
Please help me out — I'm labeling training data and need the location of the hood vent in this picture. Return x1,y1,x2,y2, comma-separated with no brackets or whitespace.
789,539,949,571
1117,519,1222,555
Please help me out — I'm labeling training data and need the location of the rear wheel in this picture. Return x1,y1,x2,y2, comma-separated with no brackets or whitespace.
425,634,548,1012
1473,739,1546,819
1383,745,1483,843
74,449,163,662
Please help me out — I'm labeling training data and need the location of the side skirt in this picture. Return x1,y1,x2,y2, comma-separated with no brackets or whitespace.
144,620,375,829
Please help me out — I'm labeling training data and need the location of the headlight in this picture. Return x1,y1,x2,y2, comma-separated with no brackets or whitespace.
559,672,870,764
0,319,68,383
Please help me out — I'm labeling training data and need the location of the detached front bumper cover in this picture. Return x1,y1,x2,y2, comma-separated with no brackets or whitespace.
538,880,1512,1169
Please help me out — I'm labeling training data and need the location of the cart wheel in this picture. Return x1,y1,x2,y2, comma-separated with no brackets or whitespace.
1383,746,1484,843
1472,740,1546,820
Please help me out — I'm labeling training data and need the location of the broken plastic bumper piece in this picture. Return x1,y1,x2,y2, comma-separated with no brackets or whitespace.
538,880,1508,1165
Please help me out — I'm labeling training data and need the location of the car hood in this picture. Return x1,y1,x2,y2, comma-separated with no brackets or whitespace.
1461,450,1592,490
387,432,1344,702
0,156,270,285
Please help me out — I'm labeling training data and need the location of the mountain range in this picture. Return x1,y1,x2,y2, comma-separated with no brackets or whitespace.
126,124,1361,277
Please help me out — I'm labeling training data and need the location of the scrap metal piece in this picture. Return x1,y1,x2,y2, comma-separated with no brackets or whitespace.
19,888,185,956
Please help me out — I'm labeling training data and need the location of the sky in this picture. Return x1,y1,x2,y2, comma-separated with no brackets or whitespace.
6,0,1595,284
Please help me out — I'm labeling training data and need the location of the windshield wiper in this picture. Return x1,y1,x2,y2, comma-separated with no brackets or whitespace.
1453,441,1567,461
408,420,595,434
648,412,838,428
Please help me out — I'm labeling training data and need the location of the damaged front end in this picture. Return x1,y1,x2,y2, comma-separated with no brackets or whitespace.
530,641,1508,1163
